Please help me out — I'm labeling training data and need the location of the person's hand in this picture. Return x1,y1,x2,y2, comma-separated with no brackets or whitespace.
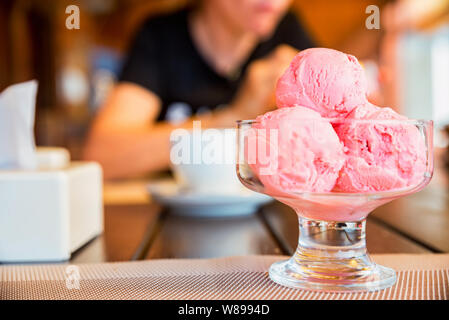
229,44,298,120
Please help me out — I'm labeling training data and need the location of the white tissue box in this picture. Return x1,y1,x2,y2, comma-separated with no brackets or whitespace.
0,149,103,262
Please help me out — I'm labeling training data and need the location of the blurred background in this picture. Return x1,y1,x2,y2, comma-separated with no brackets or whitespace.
0,0,448,160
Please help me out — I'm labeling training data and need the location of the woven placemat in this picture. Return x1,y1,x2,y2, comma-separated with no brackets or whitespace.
1,254,448,300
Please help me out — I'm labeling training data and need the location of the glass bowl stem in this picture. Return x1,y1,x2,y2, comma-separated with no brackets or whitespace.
269,215,396,292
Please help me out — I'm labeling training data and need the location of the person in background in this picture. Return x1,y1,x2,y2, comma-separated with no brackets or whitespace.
83,0,314,179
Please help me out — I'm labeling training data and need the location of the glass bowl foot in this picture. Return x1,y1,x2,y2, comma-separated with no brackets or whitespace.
268,217,397,292
269,257,396,292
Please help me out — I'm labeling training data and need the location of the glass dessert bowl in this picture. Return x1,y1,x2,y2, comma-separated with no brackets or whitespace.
236,118,434,292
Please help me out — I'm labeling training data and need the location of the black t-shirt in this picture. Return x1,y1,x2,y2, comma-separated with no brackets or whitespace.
119,9,314,122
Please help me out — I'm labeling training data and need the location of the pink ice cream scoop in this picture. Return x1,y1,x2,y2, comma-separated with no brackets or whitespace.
276,48,368,118
246,106,345,195
333,103,427,193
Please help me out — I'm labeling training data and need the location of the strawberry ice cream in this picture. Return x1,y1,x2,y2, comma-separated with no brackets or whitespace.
333,103,427,192
246,47,428,201
246,106,345,195
275,48,368,118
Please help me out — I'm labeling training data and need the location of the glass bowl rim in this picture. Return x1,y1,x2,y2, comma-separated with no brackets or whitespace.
236,117,434,198
237,176,433,199
236,119,434,126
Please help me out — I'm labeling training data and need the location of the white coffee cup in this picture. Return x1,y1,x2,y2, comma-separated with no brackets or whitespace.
169,127,242,194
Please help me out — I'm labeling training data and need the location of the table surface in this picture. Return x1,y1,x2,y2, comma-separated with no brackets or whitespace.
71,152,449,264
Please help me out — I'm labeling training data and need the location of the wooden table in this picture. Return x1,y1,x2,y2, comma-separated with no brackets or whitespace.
71,154,449,264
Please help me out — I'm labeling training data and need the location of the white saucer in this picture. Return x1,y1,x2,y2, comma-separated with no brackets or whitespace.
146,180,273,217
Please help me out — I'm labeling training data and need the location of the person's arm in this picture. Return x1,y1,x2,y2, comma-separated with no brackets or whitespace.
83,82,238,179
83,45,298,179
